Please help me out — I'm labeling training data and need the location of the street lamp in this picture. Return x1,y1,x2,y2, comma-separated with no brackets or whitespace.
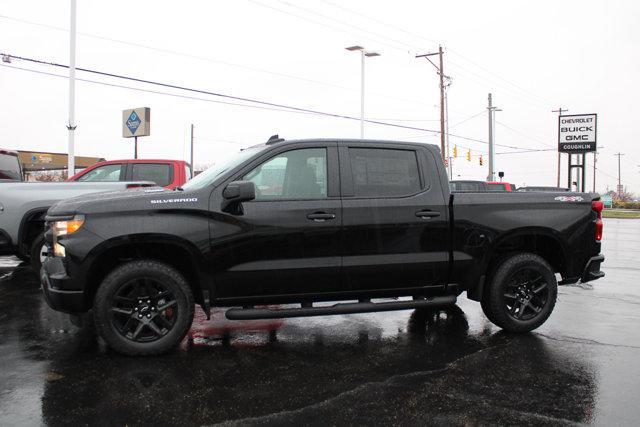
346,45,380,139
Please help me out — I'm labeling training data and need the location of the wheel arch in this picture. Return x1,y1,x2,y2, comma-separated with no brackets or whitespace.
84,234,208,308
468,227,568,301
18,207,49,256
485,227,568,273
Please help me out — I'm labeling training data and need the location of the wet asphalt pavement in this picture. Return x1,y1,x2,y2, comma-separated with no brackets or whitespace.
1,218,639,426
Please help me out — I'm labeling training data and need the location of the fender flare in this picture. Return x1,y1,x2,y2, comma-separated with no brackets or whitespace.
468,227,569,301
83,233,209,300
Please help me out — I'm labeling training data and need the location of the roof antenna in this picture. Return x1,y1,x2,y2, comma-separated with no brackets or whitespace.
266,134,285,144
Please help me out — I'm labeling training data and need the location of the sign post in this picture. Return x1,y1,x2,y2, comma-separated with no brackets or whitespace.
558,113,597,192
122,107,150,159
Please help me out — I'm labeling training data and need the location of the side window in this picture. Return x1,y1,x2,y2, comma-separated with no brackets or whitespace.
486,183,506,192
243,148,327,200
348,148,421,197
131,163,172,187
77,164,122,182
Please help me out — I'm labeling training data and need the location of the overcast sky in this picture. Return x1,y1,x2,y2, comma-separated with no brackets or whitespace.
1,0,638,192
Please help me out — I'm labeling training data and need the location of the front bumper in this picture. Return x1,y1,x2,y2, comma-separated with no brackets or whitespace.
581,254,605,283
40,256,86,313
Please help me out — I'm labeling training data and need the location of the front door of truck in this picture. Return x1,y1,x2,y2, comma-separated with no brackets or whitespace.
210,143,342,299
339,143,449,292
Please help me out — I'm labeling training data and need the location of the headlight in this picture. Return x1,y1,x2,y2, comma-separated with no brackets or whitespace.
52,215,85,257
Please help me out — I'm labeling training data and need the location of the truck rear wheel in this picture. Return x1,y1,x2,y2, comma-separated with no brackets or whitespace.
482,253,557,333
93,260,194,356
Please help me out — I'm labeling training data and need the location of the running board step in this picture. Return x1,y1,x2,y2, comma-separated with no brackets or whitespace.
225,295,457,320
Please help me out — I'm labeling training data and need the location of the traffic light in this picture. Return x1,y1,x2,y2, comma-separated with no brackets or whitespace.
479,155,483,166
453,145,457,158
466,149,471,161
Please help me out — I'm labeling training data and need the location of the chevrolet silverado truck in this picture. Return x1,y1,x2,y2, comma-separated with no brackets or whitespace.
0,181,155,271
41,138,605,356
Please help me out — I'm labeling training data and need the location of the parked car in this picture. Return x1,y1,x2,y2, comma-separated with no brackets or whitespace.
0,181,155,271
0,149,23,182
41,138,605,355
517,186,570,192
450,180,488,192
486,181,516,191
68,159,192,189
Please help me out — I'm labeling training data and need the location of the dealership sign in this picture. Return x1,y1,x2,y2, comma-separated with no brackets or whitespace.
558,113,597,153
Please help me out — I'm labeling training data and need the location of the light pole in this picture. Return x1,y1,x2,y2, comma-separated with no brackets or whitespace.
487,93,501,181
67,0,77,176
346,46,380,139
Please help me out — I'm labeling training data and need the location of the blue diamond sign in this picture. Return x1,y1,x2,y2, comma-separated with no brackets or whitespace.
126,111,141,135
122,107,150,138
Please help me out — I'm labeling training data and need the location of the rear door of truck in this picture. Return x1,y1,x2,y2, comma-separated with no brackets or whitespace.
339,142,450,292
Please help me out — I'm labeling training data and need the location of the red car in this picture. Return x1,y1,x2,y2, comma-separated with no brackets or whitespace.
486,181,516,192
68,159,192,189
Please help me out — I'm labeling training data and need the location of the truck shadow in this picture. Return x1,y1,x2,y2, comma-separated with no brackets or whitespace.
0,268,596,425
36,306,595,425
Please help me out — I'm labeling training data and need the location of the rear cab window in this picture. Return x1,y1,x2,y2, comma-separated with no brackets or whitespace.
486,183,507,192
347,147,422,198
131,163,172,187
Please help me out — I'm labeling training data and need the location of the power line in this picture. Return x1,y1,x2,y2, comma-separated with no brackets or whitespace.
449,110,486,129
1,52,558,153
494,119,554,148
274,0,416,52
0,13,431,108
245,0,411,53
317,0,553,106
0,63,319,115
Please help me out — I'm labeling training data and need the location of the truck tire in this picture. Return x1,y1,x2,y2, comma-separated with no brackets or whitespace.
481,253,557,333
29,234,47,272
93,260,195,356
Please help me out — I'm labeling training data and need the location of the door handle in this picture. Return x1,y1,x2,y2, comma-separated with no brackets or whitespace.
307,212,336,222
415,210,441,219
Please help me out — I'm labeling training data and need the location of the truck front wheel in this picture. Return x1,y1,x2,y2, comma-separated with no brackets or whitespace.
93,260,195,356
482,253,557,333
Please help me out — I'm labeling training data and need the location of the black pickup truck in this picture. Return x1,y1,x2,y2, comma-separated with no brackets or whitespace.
41,138,605,355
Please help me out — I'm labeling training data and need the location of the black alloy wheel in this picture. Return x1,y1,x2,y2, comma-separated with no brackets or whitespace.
481,252,557,333
110,278,178,343
502,267,550,321
94,260,194,356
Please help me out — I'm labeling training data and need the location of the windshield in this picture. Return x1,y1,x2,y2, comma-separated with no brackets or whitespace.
181,145,265,190
0,152,22,180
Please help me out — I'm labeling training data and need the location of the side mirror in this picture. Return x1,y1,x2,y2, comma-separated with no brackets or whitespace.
222,180,256,214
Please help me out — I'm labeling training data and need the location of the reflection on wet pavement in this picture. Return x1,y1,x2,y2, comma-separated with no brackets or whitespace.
1,219,639,425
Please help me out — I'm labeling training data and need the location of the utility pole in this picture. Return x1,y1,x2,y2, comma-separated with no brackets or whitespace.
486,93,501,181
190,124,194,169
67,0,77,176
444,86,452,178
416,46,447,162
593,146,604,193
614,153,624,196
438,45,445,163
552,107,568,187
